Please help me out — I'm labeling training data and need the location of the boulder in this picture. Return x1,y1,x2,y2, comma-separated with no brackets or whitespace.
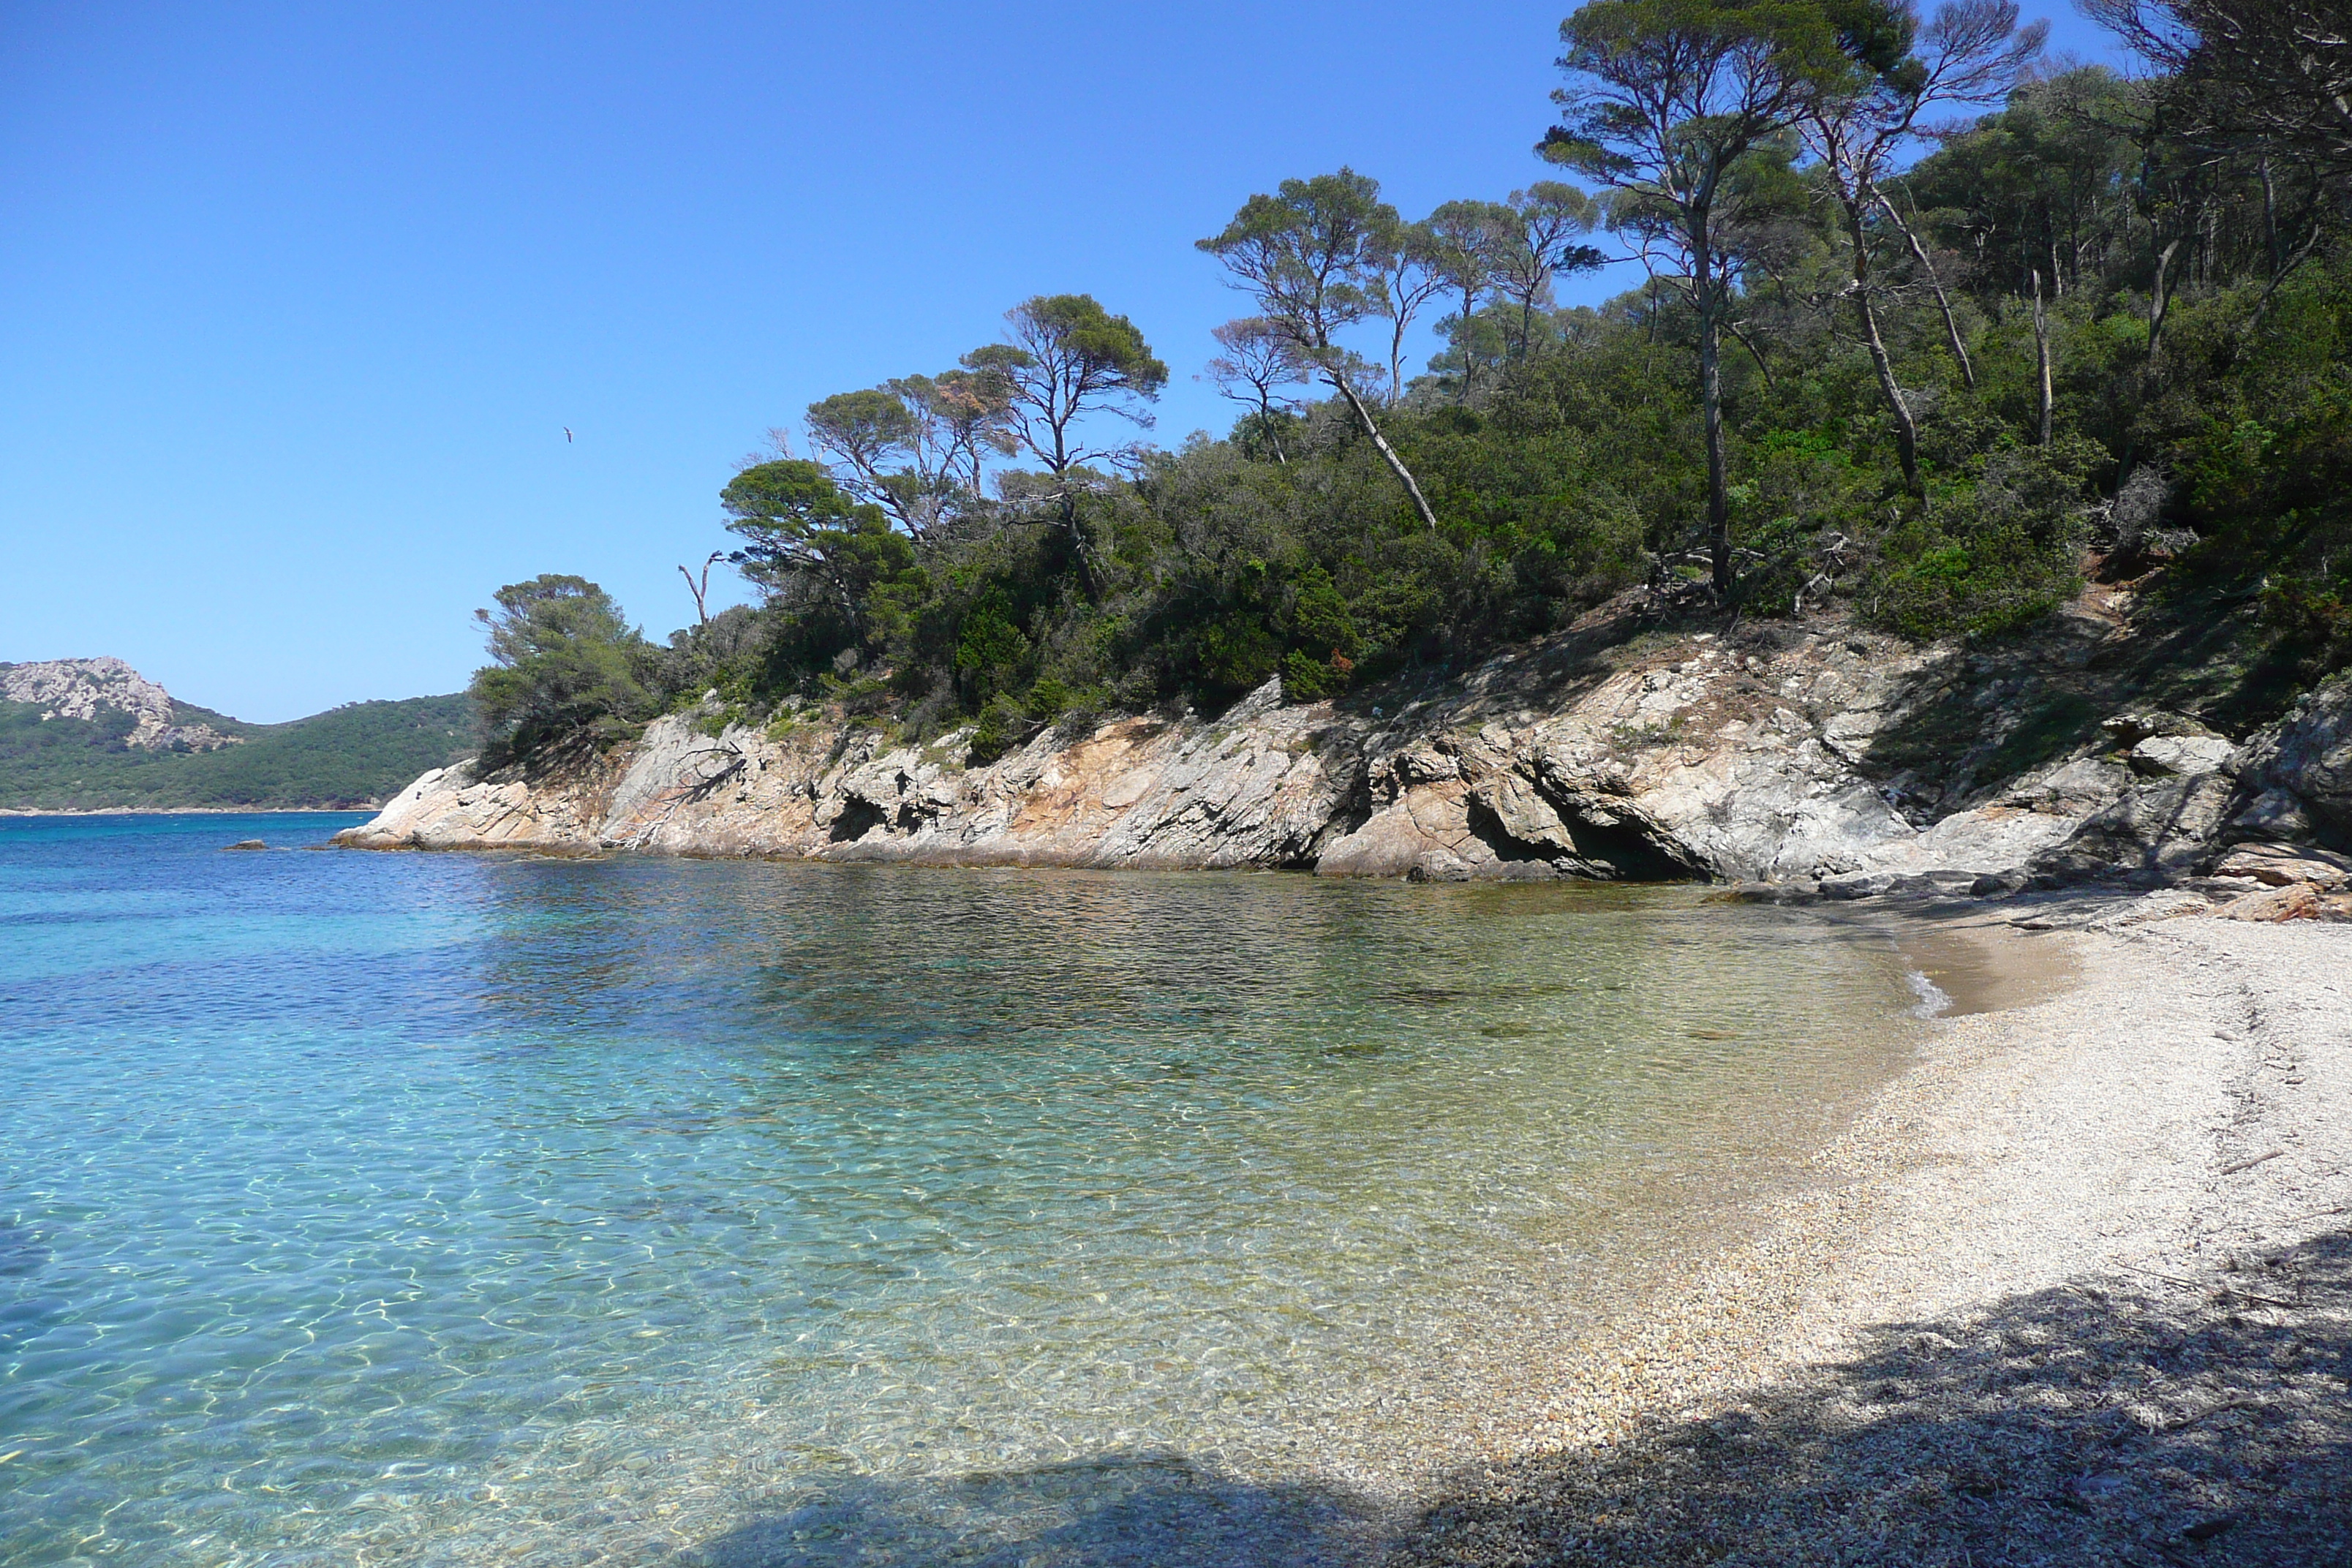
2222,786,2322,844
2129,733,2236,777
2208,841,2352,889
2214,882,2323,922
2229,674,2352,845
2029,772,2236,886
222,839,267,851
2100,709,2216,749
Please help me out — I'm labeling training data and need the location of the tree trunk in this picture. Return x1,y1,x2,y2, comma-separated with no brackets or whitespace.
1724,318,1776,391
1877,192,1975,390
1455,284,1477,404
1060,500,1103,595
1857,290,1920,494
1328,373,1439,531
2031,269,2054,446
678,561,712,625
2249,220,2321,335
2261,154,2280,277
2146,236,2182,390
1843,197,1919,495
1256,393,1289,465
1043,456,1103,598
1694,240,1732,598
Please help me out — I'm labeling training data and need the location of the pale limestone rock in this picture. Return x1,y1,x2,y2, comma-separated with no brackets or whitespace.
0,656,238,752
2209,842,2352,889
2130,733,2236,777
334,619,2351,893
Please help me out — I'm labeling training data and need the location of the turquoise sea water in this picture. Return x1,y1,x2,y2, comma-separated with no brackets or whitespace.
1,814,1927,1566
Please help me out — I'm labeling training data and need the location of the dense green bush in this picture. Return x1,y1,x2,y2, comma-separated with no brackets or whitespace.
468,575,657,766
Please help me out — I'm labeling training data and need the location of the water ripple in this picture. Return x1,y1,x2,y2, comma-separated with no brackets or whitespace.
0,815,1923,1565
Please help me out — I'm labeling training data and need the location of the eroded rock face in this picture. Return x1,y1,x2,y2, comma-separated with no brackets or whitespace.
334,616,2348,892
2231,675,2352,845
0,657,238,751
2130,733,2236,777
2031,770,2239,886
2210,842,2352,889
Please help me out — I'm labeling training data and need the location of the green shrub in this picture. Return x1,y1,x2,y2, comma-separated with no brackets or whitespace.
1280,649,1352,702
468,575,657,766
1861,442,2095,640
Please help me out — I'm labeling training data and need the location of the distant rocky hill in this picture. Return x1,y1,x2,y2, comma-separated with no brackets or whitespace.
0,657,475,811
0,657,241,753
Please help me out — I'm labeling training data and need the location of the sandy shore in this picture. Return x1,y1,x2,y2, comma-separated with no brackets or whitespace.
1381,897,2352,1564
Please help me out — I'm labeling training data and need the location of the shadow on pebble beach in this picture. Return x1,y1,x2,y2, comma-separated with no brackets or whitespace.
674,1452,1392,1567
673,1230,2348,1567
1392,1228,2352,1568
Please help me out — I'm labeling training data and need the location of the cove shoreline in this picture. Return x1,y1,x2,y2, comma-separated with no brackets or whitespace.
1370,891,2352,1564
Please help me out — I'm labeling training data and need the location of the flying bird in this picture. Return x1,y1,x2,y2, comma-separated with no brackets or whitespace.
564,427,573,442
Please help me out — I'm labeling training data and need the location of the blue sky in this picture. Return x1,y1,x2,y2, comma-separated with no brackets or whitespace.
0,2,2125,720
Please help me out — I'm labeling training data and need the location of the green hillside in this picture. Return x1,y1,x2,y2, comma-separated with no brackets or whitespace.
0,693,475,811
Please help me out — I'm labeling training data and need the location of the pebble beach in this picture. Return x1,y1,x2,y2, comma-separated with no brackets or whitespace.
1374,897,2352,1565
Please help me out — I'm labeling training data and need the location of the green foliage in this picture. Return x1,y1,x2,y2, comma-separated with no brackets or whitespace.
965,693,1033,765
723,461,918,608
468,575,657,766
966,295,1167,480
1862,441,2097,638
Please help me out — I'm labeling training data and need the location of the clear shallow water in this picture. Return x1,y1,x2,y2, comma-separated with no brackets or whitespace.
0,814,1928,1566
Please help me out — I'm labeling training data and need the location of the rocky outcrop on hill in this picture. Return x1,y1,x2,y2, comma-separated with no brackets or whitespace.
0,657,238,752
336,605,2352,906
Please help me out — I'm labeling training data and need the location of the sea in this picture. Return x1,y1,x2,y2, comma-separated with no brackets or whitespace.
0,813,1936,1566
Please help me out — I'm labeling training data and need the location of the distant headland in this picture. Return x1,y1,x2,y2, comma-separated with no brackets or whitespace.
0,657,472,813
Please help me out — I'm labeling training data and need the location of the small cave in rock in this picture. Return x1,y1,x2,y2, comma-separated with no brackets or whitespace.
1464,799,1708,883
827,799,889,843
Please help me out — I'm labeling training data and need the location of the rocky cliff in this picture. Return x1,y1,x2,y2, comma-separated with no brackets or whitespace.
0,657,238,751
337,595,2352,906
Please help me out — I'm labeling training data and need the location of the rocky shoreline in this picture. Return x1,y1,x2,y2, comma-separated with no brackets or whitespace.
0,807,371,817
337,600,2352,920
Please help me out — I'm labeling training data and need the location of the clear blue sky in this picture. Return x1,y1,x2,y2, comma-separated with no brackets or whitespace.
0,1,2124,721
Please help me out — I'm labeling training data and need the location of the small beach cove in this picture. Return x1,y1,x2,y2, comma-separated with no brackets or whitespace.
1390,902,2352,1568
0,813,1969,1566
5,816,2345,1566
